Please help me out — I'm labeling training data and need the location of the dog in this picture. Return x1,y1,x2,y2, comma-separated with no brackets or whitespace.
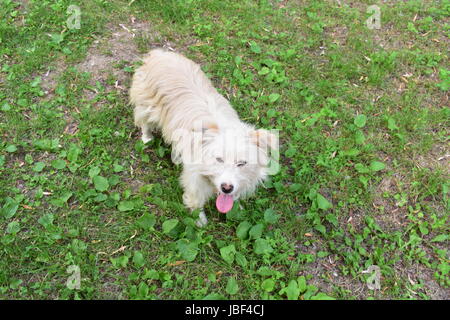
129,49,277,227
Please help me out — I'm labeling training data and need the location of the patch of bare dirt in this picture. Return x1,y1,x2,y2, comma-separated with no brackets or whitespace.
415,143,450,176
40,58,66,98
372,174,411,232
393,260,450,300
328,25,349,46
76,18,155,98
13,0,29,27
101,280,125,300
14,0,29,6
62,108,80,136
295,240,373,299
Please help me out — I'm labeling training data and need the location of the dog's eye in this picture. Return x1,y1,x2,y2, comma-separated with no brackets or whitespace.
216,157,224,163
237,161,247,167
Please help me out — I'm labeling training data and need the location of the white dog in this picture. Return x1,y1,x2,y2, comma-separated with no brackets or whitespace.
130,49,277,227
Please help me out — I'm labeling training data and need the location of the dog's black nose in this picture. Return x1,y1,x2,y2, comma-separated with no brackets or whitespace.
221,183,234,194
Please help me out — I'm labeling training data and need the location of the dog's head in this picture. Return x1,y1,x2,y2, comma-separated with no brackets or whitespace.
196,123,278,213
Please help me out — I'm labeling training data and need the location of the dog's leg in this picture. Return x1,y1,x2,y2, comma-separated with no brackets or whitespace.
195,211,208,228
183,191,209,227
141,122,156,144
181,168,214,227
134,105,158,143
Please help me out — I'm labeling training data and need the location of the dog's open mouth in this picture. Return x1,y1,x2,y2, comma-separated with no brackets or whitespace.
216,193,234,213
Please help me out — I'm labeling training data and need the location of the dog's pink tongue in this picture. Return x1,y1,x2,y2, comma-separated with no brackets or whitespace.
216,194,234,213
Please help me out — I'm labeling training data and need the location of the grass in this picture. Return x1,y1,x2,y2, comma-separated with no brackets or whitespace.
0,0,449,300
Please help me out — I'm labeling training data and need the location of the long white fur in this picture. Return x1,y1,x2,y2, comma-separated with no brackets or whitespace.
130,49,276,226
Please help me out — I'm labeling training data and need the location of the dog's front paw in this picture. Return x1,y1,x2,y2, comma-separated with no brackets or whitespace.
141,133,154,144
195,211,208,228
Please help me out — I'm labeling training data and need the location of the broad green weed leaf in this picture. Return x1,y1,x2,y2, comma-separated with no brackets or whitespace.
133,251,145,268
33,162,45,172
67,144,82,163
136,213,156,230
162,219,179,234
202,293,226,300
111,255,129,268
354,114,367,128
38,213,54,228
249,41,261,54
236,221,252,240
264,209,280,224
370,161,385,172
6,221,20,234
249,223,264,240
226,277,239,295
176,239,199,262
261,278,275,292
220,244,236,264
1,198,19,219
297,276,307,293
268,93,280,103
284,280,300,300
235,252,248,268
51,159,66,170
118,200,135,212
88,166,101,178
431,234,447,242
311,292,336,300
93,175,109,192
6,145,17,153
317,193,332,210
254,238,273,255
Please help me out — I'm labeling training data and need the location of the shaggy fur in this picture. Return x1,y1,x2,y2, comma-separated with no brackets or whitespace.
130,49,277,226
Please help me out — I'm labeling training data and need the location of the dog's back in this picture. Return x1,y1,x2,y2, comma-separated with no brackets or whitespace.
130,49,241,145
130,49,212,107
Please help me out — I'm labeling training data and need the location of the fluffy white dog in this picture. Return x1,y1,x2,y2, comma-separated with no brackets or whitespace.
130,49,277,226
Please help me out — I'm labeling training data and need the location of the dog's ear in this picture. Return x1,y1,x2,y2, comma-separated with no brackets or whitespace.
250,129,279,173
250,129,278,152
192,119,218,133
192,119,219,143
201,121,219,135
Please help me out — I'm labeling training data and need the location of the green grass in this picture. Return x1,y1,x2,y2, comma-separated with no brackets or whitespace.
0,0,449,299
